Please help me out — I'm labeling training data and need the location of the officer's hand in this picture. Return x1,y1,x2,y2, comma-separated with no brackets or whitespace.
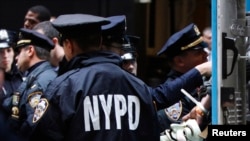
182,106,204,126
195,61,211,77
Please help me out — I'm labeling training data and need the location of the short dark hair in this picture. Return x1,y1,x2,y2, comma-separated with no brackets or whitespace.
33,45,50,60
29,5,51,22
33,21,60,40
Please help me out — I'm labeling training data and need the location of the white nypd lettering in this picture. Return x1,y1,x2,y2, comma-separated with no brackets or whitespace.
99,94,112,129
114,95,127,129
83,94,140,131
128,95,140,130
84,96,100,131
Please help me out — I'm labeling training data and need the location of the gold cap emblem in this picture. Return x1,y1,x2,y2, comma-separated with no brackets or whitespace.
193,25,200,36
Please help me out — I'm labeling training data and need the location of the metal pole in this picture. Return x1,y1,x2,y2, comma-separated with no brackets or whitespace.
211,0,218,125
246,0,250,11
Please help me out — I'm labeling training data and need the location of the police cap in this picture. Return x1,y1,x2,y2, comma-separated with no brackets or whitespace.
16,28,54,51
122,35,140,53
52,14,110,38
157,23,207,58
0,29,18,48
102,15,126,44
121,35,140,60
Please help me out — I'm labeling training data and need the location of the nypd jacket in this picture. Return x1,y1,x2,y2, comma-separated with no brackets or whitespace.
30,51,203,141
0,63,23,104
3,61,57,137
157,70,199,131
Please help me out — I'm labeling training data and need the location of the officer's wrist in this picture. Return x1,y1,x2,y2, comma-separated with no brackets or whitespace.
195,106,208,117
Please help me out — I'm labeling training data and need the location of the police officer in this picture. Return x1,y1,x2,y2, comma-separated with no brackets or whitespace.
101,15,127,55
121,35,140,75
28,14,211,141
2,28,57,139
157,23,211,132
0,29,23,113
101,15,138,75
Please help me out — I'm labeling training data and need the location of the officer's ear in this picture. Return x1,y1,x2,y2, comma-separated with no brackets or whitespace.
63,39,78,61
52,37,59,46
63,39,73,54
26,45,35,57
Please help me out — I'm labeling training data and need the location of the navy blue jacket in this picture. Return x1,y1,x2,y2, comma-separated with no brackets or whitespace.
3,61,57,138
0,64,23,103
157,70,199,131
0,63,23,120
29,51,203,141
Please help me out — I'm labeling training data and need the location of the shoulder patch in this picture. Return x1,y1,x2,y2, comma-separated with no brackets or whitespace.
33,98,49,123
28,91,43,108
165,101,182,121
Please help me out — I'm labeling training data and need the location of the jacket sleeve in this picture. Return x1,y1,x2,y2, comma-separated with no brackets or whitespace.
150,68,203,110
